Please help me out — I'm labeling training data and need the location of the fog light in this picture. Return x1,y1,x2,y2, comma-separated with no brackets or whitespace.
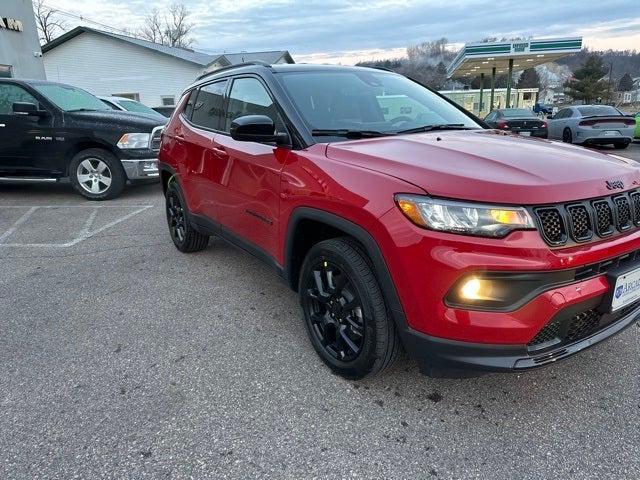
141,161,158,173
458,277,500,302
460,277,482,300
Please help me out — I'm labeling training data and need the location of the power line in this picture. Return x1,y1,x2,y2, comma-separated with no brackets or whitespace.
34,1,138,37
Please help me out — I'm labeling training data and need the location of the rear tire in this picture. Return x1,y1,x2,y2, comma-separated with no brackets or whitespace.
562,128,573,144
165,180,209,253
299,237,402,379
69,148,126,200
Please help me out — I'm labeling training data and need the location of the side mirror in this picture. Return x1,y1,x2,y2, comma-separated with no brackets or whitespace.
13,102,47,116
230,115,289,145
546,115,554,120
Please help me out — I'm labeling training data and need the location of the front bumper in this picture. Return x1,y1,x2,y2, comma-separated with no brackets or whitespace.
121,158,159,180
402,301,640,373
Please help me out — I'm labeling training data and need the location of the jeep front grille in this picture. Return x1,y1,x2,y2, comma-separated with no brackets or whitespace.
534,190,640,247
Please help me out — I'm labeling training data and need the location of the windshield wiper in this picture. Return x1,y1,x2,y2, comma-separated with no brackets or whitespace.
66,108,98,112
396,124,475,134
311,129,394,139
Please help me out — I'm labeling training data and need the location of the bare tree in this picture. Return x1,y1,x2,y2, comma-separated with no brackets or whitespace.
139,3,194,48
33,0,66,44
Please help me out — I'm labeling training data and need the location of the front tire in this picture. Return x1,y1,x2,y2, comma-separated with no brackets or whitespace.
69,148,126,200
614,142,629,150
165,180,209,253
562,127,573,144
299,238,401,379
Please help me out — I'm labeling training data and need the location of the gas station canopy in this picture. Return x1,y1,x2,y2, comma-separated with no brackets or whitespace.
447,37,583,78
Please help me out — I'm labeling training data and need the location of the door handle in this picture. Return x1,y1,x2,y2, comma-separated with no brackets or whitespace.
211,146,228,159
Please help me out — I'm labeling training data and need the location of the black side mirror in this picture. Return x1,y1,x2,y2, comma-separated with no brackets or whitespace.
230,115,289,145
13,102,48,116
546,115,554,120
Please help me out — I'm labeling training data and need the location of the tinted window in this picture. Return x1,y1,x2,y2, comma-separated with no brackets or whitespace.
555,109,569,119
33,84,109,111
484,112,496,121
118,99,159,116
191,80,227,130
182,90,198,120
278,70,479,136
502,108,534,117
224,77,283,132
576,105,621,117
0,84,39,114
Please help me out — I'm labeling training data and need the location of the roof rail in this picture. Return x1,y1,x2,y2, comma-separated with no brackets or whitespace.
195,61,272,81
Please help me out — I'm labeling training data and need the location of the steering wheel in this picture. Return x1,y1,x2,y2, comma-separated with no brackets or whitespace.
388,116,414,127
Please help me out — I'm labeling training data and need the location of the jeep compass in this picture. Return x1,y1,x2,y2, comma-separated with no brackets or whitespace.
159,64,640,378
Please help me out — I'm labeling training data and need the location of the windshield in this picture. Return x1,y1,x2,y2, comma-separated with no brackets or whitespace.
277,70,480,138
33,84,110,112
502,108,534,117
576,105,621,117
118,99,160,116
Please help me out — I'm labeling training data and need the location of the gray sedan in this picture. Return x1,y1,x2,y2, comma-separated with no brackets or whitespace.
547,105,635,149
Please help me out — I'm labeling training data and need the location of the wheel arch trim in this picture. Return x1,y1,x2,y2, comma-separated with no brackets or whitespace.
284,207,408,331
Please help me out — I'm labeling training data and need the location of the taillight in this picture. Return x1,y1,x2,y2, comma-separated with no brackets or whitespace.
541,122,547,128
496,121,509,129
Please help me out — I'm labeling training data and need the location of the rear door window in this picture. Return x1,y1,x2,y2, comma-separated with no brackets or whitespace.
190,80,228,130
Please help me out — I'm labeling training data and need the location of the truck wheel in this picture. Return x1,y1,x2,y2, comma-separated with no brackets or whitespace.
165,180,209,253
69,149,126,200
299,237,402,379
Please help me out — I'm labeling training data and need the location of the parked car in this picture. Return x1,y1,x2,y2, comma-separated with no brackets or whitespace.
547,105,635,149
484,108,548,138
159,63,640,379
532,102,553,115
153,106,175,118
635,112,640,139
99,95,168,122
0,79,164,199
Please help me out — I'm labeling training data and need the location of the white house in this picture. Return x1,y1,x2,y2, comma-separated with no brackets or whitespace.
42,26,294,108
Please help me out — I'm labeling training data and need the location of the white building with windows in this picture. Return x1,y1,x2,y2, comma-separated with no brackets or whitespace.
42,26,294,109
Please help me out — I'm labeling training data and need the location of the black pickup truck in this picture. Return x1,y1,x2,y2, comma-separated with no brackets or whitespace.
0,79,165,200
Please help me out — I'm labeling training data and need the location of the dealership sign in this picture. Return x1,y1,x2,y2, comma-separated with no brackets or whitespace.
0,17,23,32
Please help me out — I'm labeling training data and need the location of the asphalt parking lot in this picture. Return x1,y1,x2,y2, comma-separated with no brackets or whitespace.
1,143,640,480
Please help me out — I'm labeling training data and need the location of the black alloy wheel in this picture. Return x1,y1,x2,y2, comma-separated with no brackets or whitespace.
299,238,401,379
165,181,209,253
304,260,365,362
562,127,573,143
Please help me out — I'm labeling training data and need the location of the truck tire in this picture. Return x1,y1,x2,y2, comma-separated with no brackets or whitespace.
299,237,402,379
69,148,126,200
165,180,209,253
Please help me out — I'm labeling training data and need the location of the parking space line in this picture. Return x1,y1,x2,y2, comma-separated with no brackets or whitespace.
0,206,38,242
0,205,153,247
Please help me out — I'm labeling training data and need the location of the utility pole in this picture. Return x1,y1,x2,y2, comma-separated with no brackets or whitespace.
607,62,613,104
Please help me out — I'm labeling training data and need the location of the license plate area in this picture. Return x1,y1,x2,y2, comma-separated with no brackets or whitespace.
606,265,640,312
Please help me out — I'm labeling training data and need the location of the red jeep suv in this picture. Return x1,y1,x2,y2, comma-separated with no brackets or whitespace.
158,64,640,378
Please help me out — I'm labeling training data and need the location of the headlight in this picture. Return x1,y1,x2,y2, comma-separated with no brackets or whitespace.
395,194,536,238
117,132,151,149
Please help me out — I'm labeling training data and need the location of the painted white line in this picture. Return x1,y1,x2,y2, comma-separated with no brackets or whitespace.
0,205,153,208
0,206,38,242
0,205,153,248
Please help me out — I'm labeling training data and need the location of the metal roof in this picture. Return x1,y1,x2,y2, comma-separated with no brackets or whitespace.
42,26,293,69
446,37,582,78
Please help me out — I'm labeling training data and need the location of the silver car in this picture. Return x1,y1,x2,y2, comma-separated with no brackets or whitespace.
547,105,635,149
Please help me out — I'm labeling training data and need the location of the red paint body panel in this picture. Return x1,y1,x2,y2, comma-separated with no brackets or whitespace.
160,103,640,347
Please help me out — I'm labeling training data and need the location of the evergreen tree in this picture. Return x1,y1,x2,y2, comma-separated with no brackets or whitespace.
516,68,540,88
564,55,609,104
618,73,634,91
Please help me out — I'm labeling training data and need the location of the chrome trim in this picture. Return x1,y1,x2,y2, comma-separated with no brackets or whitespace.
120,158,159,180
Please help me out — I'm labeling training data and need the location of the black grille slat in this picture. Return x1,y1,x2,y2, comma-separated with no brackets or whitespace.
613,196,632,231
566,205,592,242
536,208,566,245
630,192,640,225
565,310,601,341
593,200,614,237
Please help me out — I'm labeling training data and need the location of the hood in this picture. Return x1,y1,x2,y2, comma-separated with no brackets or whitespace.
64,109,165,130
325,130,640,205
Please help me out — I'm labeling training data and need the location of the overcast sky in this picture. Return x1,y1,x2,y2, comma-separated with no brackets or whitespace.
45,0,640,63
